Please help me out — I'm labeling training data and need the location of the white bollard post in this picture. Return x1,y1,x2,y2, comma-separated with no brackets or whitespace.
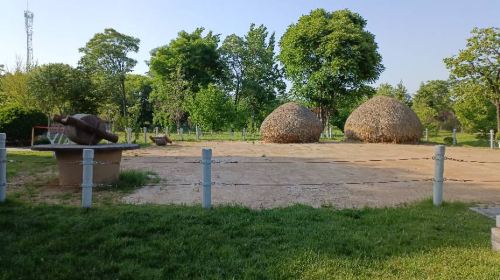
143,127,147,143
165,126,169,136
230,129,234,141
201,148,212,209
81,149,94,208
0,146,6,203
452,129,457,146
425,128,429,142
180,128,184,141
155,127,158,137
433,145,445,206
126,128,132,144
328,126,332,139
196,125,200,141
490,130,495,149
242,128,246,141
0,133,5,148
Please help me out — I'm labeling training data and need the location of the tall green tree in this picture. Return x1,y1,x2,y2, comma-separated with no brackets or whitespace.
125,74,154,129
0,70,34,108
444,27,500,132
78,28,140,123
187,84,235,131
375,81,412,106
412,80,455,131
149,28,224,93
27,63,98,117
452,81,496,133
221,24,285,129
279,9,384,125
149,68,192,129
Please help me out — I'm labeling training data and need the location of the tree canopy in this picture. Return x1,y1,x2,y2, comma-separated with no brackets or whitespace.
375,81,412,107
444,27,500,132
149,28,224,92
79,28,140,124
27,63,99,117
452,81,496,133
221,24,285,129
412,80,455,131
187,84,235,131
279,9,384,125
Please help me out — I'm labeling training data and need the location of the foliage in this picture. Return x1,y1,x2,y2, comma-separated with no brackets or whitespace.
0,200,497,279
125,74,153,130
0,70,34,109
443,136,454,145
149,28,224,93
27,63,99,116
79,28,140,122
0,105,47,145
330,86,375,131
375,81,412,106
444,27,500,132
221,24,286,129
99,170,160,194
150,68,192,128
187,84,235,131
279,9,384,125
452,81,496,133
412,80,455,131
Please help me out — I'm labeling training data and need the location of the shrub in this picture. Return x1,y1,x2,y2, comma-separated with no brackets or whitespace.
443,136,454,145
0,105,47,146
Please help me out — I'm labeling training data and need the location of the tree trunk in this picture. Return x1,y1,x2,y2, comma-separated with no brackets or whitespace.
234,77,241,105
120,77,127,120
496,101,500,133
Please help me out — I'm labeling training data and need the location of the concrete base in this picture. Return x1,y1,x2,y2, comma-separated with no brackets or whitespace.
56,150,121,186
31,144,139,186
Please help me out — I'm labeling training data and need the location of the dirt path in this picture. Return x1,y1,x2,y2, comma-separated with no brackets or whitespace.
121,141,500,209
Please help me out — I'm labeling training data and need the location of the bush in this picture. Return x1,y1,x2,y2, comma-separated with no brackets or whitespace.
443,136,454,145
0,105,47,146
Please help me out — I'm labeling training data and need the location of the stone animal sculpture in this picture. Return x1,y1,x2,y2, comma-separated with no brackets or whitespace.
53,114,118,145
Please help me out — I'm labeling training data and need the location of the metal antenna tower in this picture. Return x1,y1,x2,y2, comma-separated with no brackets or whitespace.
24,1,34,70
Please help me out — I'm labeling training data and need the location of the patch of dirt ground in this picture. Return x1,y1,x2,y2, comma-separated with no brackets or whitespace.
120,141,500,209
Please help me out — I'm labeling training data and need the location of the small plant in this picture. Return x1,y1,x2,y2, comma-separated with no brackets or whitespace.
98,170,160,193
443,136,453,145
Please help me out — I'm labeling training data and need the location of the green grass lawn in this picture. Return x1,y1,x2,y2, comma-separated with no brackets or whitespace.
0,200,498,279
115,130,262,144
424,131,495,148
113,128,497,147
6,150,56,179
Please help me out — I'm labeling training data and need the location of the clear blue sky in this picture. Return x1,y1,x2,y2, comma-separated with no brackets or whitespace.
1,0,498,93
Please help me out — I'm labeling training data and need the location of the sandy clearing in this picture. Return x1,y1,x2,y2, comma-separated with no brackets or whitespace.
121,141,500,209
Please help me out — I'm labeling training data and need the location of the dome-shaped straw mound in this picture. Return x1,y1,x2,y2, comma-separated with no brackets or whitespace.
344,96,422,143
260,102,322,143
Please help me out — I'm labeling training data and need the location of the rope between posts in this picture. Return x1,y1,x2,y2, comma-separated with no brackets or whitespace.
443,156,500,164
124,157,433,165
7,177,500,188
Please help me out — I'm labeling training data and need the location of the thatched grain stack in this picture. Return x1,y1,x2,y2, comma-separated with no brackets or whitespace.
344,96,422,143
260,102,322,143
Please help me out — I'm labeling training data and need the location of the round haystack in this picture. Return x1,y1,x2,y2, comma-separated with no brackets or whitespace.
260,102,322,143
344,96,422,143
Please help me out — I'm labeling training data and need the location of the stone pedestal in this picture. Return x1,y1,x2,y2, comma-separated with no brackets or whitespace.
31,144,139,186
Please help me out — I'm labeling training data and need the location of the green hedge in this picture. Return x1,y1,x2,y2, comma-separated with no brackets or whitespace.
0,105,47,146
